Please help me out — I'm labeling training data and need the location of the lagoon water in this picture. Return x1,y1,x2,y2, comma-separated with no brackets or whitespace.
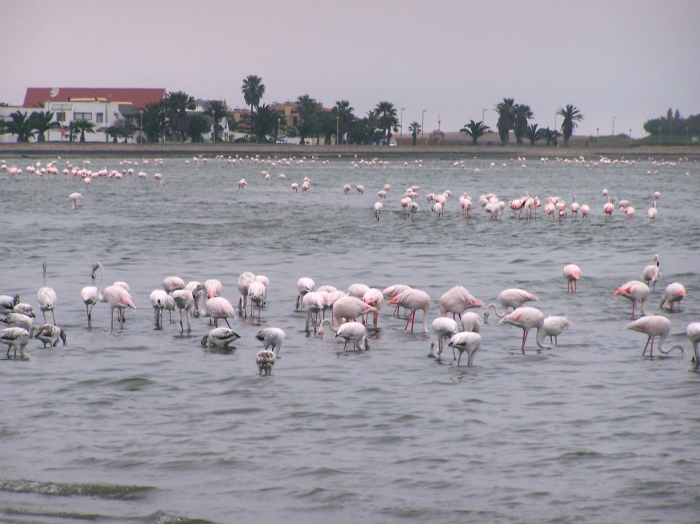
0,152,699,523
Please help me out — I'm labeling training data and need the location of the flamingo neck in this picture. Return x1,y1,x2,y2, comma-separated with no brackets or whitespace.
657,330,685,355
535,326,551,349
486,304,507,318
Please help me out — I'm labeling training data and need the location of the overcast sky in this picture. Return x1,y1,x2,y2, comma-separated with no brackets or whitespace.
2,0,698,138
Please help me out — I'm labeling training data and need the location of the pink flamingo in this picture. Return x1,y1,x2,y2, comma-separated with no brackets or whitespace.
484,288,538,322
296,277,315,311
431,316,458,359
204,279,222,299
318,319,369,351
687,323,700,365
163,276,186,294
603,197,615,221
614,281,650,317
563,264,581,293
542,316,572,345
626,315,685,358
580,204,590,219
329,295,377,328
80,262,103,327
362,288,384,328
37,261,57,324
387,289,431,333
641,254,661,291
438,286,485,319
499,307,550,353
302,291,325,333
448,332,482,366
102,285,136,330
204,297,236,328
150,289,168,329
237,272,256,316
659,282,686,311
172,288,195,334
382,284,412,317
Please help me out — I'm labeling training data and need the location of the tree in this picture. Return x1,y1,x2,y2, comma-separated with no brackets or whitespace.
2,111,37,142
72,120,96,142
542,127,562,146
513,104,534,145
524,123,546,146
494,98,516,145
294,94,320,145
408,121,422,145
105,125,123,143
556,104,584,146
29,111,61,142
459,120,490,145
347,113,380,145
164,91,196,142
374,101,398,142
188,114,211,143
331,100,354,144
204,100,229,142
242,75,265,112
141,101,167,143
244,103,280,143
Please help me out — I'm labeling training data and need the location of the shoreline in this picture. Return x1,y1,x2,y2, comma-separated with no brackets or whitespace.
1,142,698,159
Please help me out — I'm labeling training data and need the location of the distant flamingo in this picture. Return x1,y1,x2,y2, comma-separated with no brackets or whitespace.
204,297,236,328
295,277,315,311
580,204,590,219
430,317,458,359
150,289,168,329
626,315,685,358
641,254,661,290
102,285,136,330
0,327,30,358
237,271,256,315
204,279,222,299
614,281,650,317
448,332,482,366
68,192,82,210
318,319,369,351
80,262,103,327
387,289,431,333
603,197,615,220
256,327,286,356
499,307,550,353
542,316,572,345
36,261,58,324
31,323,67,348
648,201,658,221
172,288,195,334
374,202,382,220
439,286,485,319
687,322,700,365
329,295,377,328
659,282,686,311
563,264,581,293
484,288,539,322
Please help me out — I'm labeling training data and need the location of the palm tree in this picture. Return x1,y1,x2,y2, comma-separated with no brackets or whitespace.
347,113,380,145
557,104,584,147
494,98,516,145
513,104,534,145
294,95,320,145
460,120,490,145
2,111,37,142
29,111,61,142
165,91,196,142
105,124,124,143
331,100,354,144
245,104,280,143
72,120,95,142
524,123,546,146
408,122,422,145
374,101,398,142
541,127,562,146
242,75,265,112
188,114,211,143
142,101,167,143
204,100,229,142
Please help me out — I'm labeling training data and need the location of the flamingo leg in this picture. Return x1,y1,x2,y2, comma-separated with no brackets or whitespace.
457,351,463,366
521,330,529,353
404,311,414,331
642,336,651,356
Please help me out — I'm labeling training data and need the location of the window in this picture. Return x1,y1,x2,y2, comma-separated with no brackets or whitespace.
56,112,66,122
74,112,92,121
96,113,104,123
51,103,72,110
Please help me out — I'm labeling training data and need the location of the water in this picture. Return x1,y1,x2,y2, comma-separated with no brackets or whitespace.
0,153,698,523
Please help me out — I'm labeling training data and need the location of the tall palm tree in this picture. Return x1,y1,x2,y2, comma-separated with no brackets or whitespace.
374,101,398,142
331,100,354,144
242,75,265,112
294,94,320,145
513,104,534,145
204,100,229,142
245,104,280,143
408,122,422,145
460,120,490,145
524,123,546,146
72,120,95,142
494,98,516,145
165,91,196,142
142,101,167,143
557,104,584,147
2,111,37,142
29,111,61,142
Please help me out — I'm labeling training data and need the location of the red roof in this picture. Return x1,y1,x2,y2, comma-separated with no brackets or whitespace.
23,88,166,109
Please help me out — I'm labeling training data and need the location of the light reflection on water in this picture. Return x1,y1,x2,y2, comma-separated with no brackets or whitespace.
0,153,698,523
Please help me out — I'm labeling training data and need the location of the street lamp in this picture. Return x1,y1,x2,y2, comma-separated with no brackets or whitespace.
400,107,405,144
336,115,339,145
139,109,143,144
659,125,662,146
421,110,426,138
629,129,633,146
612,116,616,135
482,108,487,124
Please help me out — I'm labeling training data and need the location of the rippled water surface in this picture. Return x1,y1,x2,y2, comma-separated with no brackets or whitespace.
1,152,699,523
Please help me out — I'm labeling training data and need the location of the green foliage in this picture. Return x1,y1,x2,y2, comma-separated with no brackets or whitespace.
242,75,265,111
204,100,229,142
513,104,534,145
408,121,422,145
494,98,515,145
643,109,700,139
1,111,37,142
188,113,211,142
71,120,96,142
29,111,61,142
164,91,196,142
373,101,398,140
556,104,583,146
460,120,490,145
524,123,546,146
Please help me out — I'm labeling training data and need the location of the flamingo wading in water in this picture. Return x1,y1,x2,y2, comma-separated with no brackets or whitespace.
499,307,550,353
625,315,685,358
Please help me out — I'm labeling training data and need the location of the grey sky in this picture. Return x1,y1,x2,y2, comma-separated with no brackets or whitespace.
2,0,698,138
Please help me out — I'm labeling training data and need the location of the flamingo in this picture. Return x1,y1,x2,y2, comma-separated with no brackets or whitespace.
0,295,20,315
1,312,33,331
80,262,103,327
0,327,30,358
603,197,615,220
204,297,236,328
570,196,580,218
362,288,384,328
659,282,686,311
580,204,590,219
247,281,266,319
163,276,186,294
302,291,325,333
563,264,581,293
102,285,136,330
204,279,222,299
172,288,195,334
387,289,431,333
373,202,382,220
614,281,650,317
256,327,286,356
648,201,658,221
37,261,57,324
318,319,369,351
186,280,205,317
12,303,36,318
430,317,458,359
499,307,550,353
237,271,256,316
625,315,685,358
448,332,482,366
382,284,412,317
150,289,168,329
201,327,241,348
687,322,700,365
326,295,377,328
460,311,482,334
439,286,485,319
483,289,539,322
254,275,269,305
641,254,661,291
256,350,276,375
542,316,572,345
347,283,370,299
68,192,82,210
295,277,316,311
31,323,67,348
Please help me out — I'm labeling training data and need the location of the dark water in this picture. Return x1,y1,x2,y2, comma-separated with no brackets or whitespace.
0,153,698,523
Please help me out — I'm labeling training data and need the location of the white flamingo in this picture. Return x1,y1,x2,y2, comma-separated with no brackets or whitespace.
37,261,57,324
